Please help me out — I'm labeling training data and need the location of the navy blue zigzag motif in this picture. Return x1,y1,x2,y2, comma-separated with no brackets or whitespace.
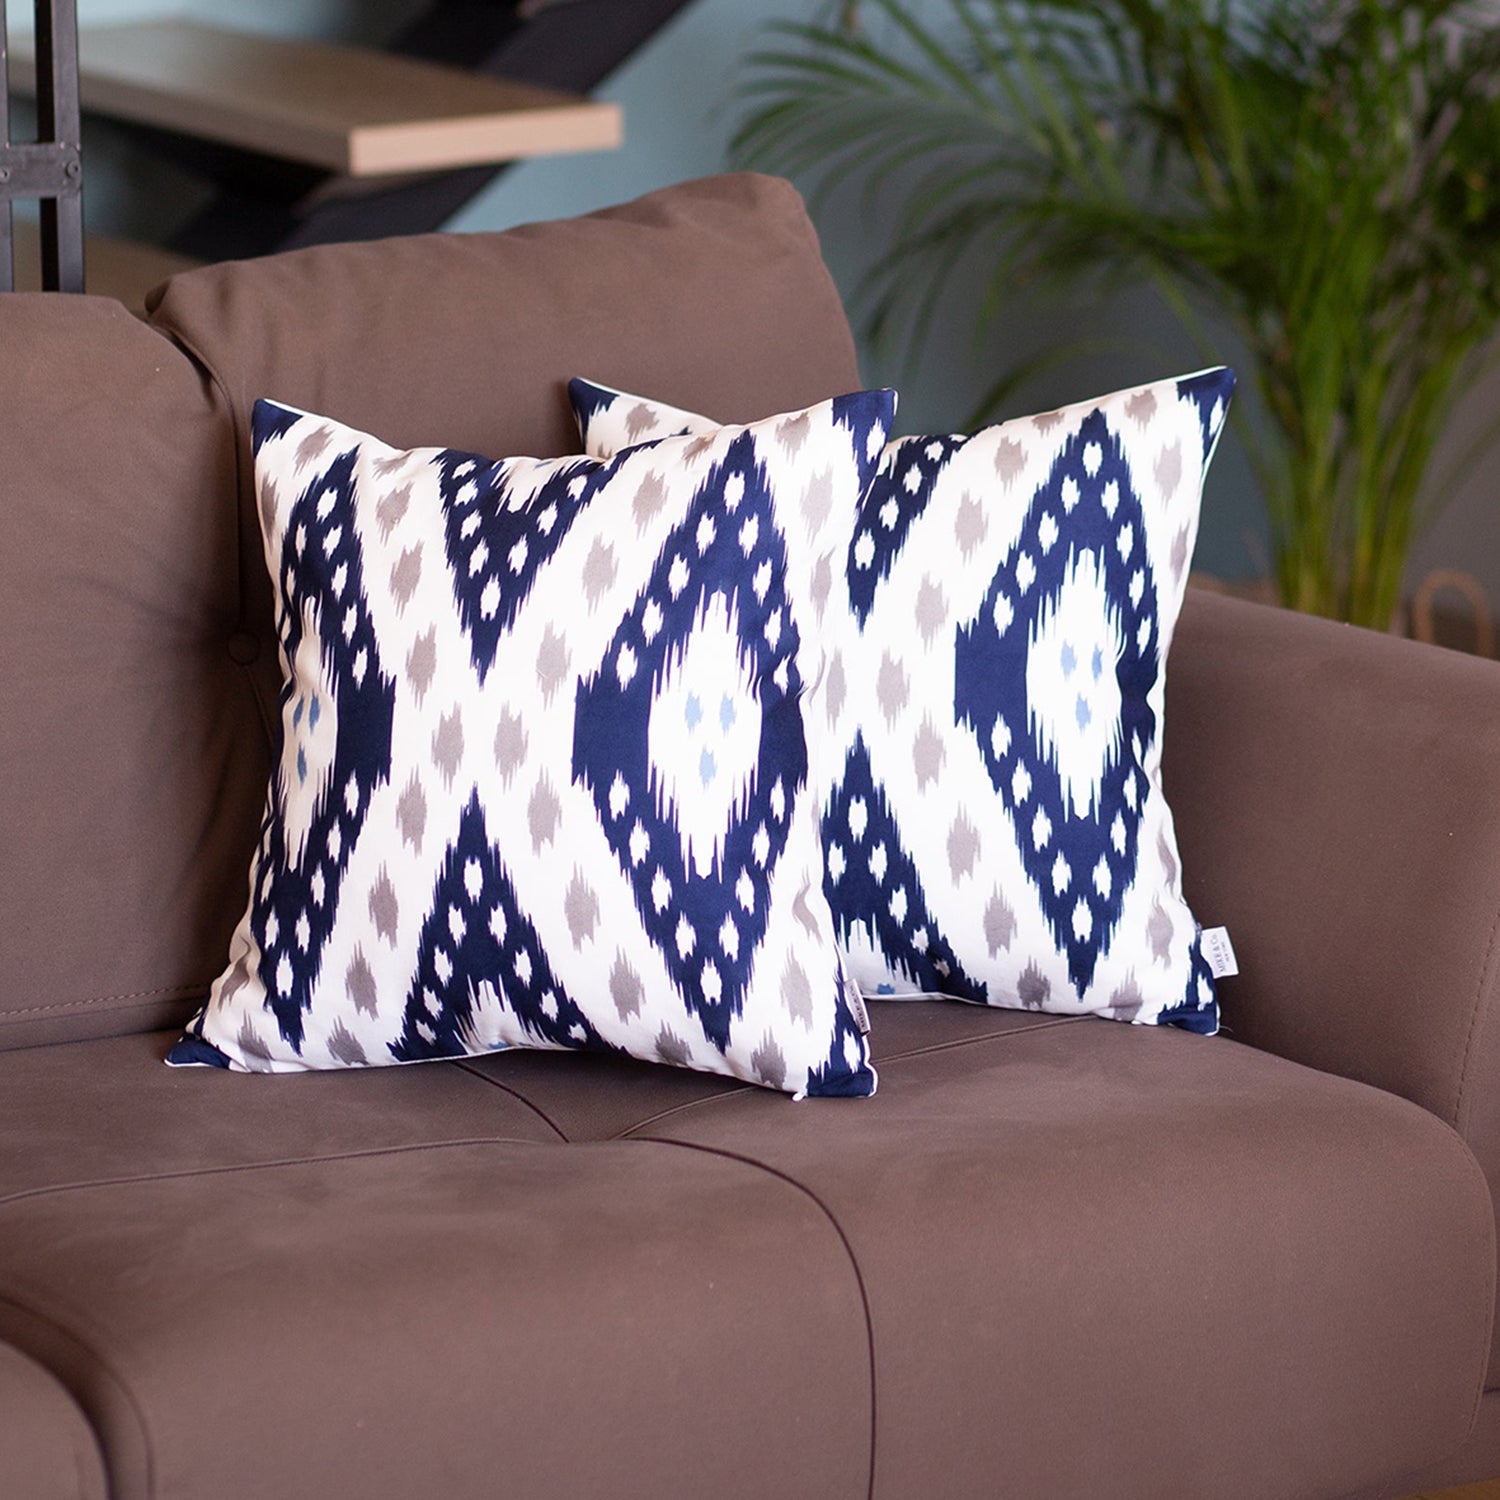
437,450,608,680
391,796,617,1062
246,427,397,1052
1176,368,1237,466
955,410,1158,993
822,735,987,1001
573,431,811,1050
847,433,967,626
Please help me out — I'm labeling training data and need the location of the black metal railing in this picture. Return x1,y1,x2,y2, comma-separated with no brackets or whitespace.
0,0,83,292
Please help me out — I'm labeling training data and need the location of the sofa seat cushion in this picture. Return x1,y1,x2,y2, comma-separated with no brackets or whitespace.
471,1004,1494,1500
0,1142,870,1500
0,1342,107,1500
0,1033,867,1500
0,1030,564,1197
1,1008,1490,1500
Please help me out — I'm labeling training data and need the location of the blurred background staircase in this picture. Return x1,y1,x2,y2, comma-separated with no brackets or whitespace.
4,0,694,307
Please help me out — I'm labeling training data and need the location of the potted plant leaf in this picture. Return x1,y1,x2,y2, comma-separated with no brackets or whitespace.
733,0,1500,628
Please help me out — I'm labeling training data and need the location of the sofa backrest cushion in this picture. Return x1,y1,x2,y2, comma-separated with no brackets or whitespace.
147,172,861,647
0,175,864,1050
0,295,267,1048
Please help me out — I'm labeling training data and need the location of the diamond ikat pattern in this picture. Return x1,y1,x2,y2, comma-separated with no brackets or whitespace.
173,389,894,1095
955,412,1155,993
574,432,809,1046
571,369,1235,1033
833,379,1231,1029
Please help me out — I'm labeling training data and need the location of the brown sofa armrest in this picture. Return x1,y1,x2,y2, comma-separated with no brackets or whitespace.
1166,588,1500,1164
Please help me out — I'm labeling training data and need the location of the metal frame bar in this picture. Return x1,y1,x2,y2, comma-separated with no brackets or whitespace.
34,0,82,290
1,0,13,292
0,0,84,293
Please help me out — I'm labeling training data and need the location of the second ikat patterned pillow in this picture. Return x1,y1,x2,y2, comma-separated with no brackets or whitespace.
571,370,1235,1034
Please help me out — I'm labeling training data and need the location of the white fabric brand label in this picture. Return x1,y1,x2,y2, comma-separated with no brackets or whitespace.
844,975,872,1035
1201,926,1239,979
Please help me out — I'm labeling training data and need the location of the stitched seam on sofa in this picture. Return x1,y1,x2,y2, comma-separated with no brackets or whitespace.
1418,1123,1500,1446
0,1294,154,1500
584,1082,757,1141
0,1137,562,1212
1452,882,1500,1137
0,984,211,1017
71,1409,97,1500
151,323,247,592
236,652,280,748
874,1012,1089,1066
1458,1142,1500,1436
1469,1241,1499,1437
636,1136,879,1500
597,1016,1091,1138
1396,1217,1500,1488
447,1060,570,1142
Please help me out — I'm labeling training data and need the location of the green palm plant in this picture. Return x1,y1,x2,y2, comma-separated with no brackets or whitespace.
733,0,1500,628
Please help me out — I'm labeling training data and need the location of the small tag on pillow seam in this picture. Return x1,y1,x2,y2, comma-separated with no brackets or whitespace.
842,974,872,1035
1201,926,1239,979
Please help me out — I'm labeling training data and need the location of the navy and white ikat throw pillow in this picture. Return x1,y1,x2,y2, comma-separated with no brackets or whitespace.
169,387,897,1096
571,370,1234,1033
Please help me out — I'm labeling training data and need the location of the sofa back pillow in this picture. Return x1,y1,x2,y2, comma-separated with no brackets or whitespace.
571,370,1234,1031
147,172,862,656
0,297,264,1048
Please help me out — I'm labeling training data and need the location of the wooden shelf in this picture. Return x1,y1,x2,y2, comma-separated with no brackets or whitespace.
10,19,623,175
10,220,198,314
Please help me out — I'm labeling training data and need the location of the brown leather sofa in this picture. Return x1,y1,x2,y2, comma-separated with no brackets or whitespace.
1,172,1497,1500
